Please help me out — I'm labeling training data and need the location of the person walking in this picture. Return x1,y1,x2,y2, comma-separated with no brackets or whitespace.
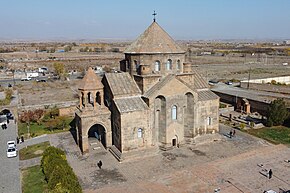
268,169,272,179
233,129,236,137
97,160,103,169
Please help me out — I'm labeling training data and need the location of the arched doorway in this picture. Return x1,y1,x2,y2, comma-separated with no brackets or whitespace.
172,135,178,147
88,124,107,148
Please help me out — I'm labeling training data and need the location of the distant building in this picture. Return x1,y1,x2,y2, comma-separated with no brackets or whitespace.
283,40,290,45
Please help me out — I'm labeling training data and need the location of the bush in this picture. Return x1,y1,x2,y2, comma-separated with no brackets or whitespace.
41,147,82,193
240,123,246,130
267,98,289,126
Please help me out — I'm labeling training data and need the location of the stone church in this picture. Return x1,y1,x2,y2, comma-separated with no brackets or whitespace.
75,20,219,158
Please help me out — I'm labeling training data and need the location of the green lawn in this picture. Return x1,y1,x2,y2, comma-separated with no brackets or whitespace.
247,126,290,145
18,116,73,139
22,165,47,193
19,141,50,160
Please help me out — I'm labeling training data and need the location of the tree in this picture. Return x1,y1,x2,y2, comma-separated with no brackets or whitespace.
267,98,289,126
53,63,66,79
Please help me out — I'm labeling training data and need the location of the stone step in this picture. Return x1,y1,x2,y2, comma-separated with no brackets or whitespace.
121,146,159,162
109,145,123,162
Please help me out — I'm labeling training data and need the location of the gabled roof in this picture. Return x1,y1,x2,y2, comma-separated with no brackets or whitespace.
143,74,175,97
105,72,141,97
114,96,148,113
198,90,219,101
193,73,209,89
79,67,103,90
124,22,185,54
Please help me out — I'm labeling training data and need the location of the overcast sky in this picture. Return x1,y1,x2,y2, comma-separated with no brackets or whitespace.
1,0,290,40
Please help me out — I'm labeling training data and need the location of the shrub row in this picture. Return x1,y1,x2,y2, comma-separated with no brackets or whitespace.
41,146,82,193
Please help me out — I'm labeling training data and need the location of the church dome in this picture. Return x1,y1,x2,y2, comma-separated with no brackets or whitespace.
78,67,103,90
124,22,185,54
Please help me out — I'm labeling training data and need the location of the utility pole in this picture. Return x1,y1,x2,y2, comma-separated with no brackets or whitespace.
247,67,251,89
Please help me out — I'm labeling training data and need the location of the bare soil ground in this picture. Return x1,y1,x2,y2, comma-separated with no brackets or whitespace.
1,49,289,108
16,80,78,106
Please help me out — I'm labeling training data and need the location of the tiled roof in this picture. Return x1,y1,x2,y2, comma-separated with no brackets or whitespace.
78,67,102,90
198,90,219,101
193,73,209,89
114,97,148,113
124,22,185,54
105,72,141,97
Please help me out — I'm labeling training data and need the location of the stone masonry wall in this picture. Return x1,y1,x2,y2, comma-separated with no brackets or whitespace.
121,110,150,152
194,99,219,135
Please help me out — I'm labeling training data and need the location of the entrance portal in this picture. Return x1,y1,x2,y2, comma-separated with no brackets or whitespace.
88,124,106,148
172,138,177,146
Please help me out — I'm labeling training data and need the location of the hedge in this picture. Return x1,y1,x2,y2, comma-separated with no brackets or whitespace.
41,147,82,193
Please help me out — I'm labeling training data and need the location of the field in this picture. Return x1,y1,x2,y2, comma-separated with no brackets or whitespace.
1,41,289,108
19,141,50,160
246,126,290,145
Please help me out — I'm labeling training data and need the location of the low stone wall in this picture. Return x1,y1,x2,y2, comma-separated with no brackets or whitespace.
59,106,77,116
240,81,290,94
219,106,235,114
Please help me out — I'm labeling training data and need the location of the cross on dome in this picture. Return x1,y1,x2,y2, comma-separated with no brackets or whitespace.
152,10,157,22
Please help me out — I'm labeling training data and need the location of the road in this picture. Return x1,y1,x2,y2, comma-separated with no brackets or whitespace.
0,120,21,193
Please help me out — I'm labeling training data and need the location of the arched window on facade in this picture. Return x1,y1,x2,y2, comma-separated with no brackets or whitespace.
177,59,181,70
134,60,139,73
172,105,177,120
96,92,101,105
166,59,172,70
137,128,143,138
207,117,212,125
155,60,160,71
88,92,93,105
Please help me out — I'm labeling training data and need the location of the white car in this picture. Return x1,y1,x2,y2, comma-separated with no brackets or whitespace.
21,77,31,81
7,140,16,148
7,147,17,158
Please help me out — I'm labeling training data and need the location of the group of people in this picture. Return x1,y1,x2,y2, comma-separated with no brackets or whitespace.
229,129,236,138
16,136,24,144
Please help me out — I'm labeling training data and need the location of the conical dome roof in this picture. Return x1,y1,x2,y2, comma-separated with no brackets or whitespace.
124,22,185,54
78,67,103,90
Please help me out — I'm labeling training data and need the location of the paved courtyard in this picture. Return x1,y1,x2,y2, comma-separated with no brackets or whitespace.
49,125,290,193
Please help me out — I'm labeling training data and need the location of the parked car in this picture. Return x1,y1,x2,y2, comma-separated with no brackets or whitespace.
264,190,277,193
6,112,13,120
7,140,16,148
21,77,31,81
7,147,17,158
225,81,233,85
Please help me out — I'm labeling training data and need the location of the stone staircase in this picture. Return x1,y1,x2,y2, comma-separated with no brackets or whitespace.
108,145,123,162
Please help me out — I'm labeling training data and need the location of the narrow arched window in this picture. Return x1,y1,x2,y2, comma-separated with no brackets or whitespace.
155,60,160,71
134,60,139,73
166,59,172,70
177,60,181,70
207,117,212,125
172,105,177,120
137,128,143,138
